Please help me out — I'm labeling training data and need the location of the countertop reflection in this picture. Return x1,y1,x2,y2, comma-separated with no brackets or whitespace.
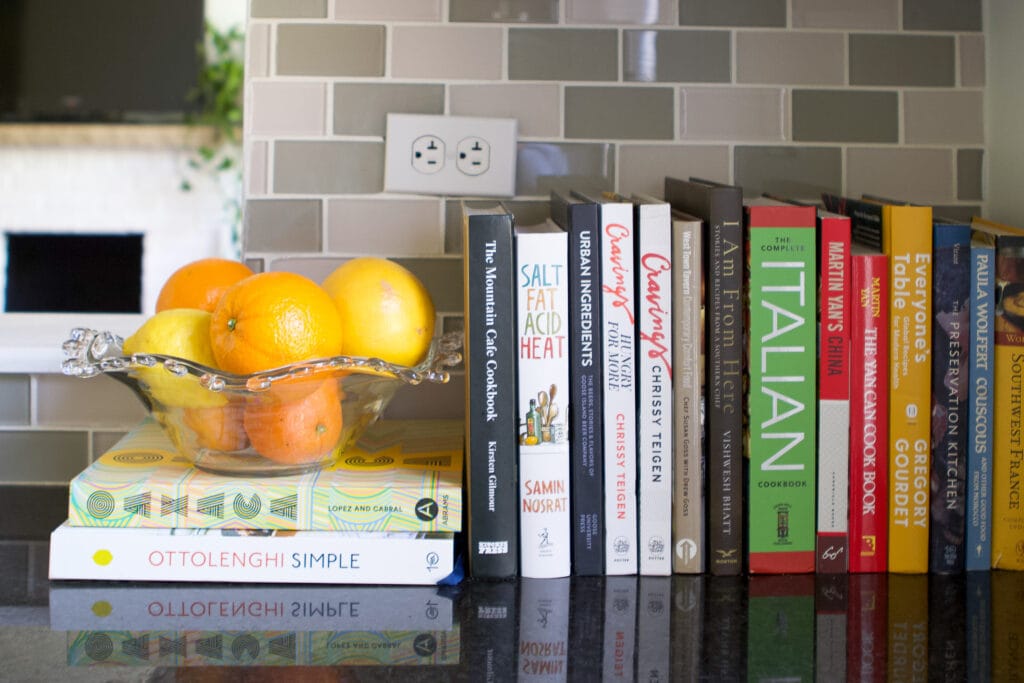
1,488,1021,681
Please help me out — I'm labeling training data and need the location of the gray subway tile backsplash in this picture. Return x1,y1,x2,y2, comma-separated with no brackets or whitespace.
679,0,787,27
903,0,982,31
333,84,445,137
245,199,323,253
623,30,731,83
276,24,386,77
0,376,30,426
792,90,898,143
565,87,675,140
515,142,616,196
734,146,843,201
250,0,327,18
273,141,385,195
958,149,984,201
849,34,956,87
450,0,558,23
790,0,898,30
0,431,89,483
509,29,619,81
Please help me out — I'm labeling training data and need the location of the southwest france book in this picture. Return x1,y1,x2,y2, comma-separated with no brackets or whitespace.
665,176,745,576
68,418,462,532
550,191,605,576
744,198,818,574
462,202,519,578
576,190,638,574
49,522,458,584
514,218,571,578
632,193,674,576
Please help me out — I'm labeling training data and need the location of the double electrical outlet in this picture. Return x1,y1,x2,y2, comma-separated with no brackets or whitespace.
384,113,517,197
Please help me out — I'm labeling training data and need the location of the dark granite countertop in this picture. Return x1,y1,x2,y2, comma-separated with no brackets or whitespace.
0,485,1019,681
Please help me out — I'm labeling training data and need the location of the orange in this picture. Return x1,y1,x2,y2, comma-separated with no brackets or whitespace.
183,400,248,452
209,271,344,375
155,258,254,313
321,257,436,367
244,380,343,464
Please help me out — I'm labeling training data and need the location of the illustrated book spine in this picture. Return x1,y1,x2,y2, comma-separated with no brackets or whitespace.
594,196,638,574
928,221,972,574
633,197,674,576
552,191,605,576
670,210,704,574
48,521,457,585
462,203,519,578
67,418,463,533
817,211,852,573
665,176,744,576
882,203,934,574
966,233,994,571
49,584,454,632
515,220,572,578
744,200,818,574
849,248,890,574
988,227,1024,569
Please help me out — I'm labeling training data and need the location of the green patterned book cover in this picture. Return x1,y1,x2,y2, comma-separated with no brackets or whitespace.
68,418,463,531
745,199,818,574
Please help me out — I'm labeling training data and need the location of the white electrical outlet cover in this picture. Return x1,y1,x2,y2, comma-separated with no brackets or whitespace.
384,114,517,197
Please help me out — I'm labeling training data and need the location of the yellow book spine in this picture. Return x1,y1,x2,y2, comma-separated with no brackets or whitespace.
991,234,1024,569
883,204,932,573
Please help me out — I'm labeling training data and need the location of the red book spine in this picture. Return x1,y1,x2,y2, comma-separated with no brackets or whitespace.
849,252,889,573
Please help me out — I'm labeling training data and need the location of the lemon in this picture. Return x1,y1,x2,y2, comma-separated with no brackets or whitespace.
321,257,436,367
123,309,225,408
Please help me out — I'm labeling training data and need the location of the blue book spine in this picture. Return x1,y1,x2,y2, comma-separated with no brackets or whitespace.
966,236,995,571
928,222,972,574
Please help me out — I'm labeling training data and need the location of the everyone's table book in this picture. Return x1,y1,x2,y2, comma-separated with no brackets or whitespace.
67,417,463,532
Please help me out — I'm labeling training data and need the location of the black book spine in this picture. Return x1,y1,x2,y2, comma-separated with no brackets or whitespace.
464,210,519,578
565,200,605,576
665,177,744,576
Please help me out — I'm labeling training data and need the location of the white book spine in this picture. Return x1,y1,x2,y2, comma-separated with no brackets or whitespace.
599,202,638,575
48,523,455,585
516,227,572,578
635,202,673,576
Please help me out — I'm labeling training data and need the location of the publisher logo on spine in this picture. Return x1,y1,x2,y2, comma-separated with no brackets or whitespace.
415,498,439,521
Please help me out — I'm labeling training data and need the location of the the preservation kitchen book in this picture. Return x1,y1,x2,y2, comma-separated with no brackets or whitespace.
517,577,570,680
462,201,519,578
64,627,461,667
744,197,818,574
665,176,745,576
966,230,995,571
816,208,852,574
68,418,463,533
746,575,815,681
49,584,454,632
575,190,638,575
550,190,605,576
847,573,888,682
514,218,571,578
972,216,1024,570
929,218,973,574
849,244,890,574
49,521,459,584
670,208,705,575
632,193,674,576
824,193,933,574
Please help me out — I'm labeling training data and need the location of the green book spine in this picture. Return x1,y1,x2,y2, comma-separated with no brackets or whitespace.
745,202,818,574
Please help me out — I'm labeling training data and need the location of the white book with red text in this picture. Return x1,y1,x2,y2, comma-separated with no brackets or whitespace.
49,521,457,585
576,192,638,575
632,194,673,575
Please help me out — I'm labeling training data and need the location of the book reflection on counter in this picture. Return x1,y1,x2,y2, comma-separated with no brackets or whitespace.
518,577,570,680
52,584,460,668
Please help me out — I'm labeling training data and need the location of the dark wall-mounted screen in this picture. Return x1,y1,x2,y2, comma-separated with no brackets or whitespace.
0,0,205,123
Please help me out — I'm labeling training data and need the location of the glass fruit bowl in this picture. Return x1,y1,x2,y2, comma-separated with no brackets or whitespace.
61,328,462,477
